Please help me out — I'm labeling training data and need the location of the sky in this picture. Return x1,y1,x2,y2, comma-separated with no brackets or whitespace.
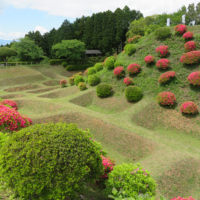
0,0,200,42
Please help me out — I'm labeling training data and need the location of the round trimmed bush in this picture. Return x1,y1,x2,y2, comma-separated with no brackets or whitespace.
103,57,108,66
78,82,87,91
158,71,176,83
156,59,170,69
62,62,68,67
109,56,116,62
69,77,74,85
174,24,187,35
124,44,136,55
87,67,96,76
0,122,104,199
124,77,134,86
113,66,125,78
88,74,100,86
94,63,103,72
156,45,169,57
184,41,196,52
157,91,176,106
2,99,18,110
183,31,193,40
104,163,157,197
187,71,200,86
114,61,123,68
84,68,89,76
180,101,198,114
144,55,155,64
125,86,143,102
171,197,195,200
155,27,171,39
96,83,113,97
60,79,67,88
74,75,85,85
105,58,114,70
127,63,141,74
180,51,200,64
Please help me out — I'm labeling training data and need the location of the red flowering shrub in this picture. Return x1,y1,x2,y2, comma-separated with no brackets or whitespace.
122,50,125,53
0,104,32,132
113,66,125,77
158,71,176,83
174,24,187,35
124,77,134,86
180,51,200,64
171,196,196,200
157,92,176,106
84,68,89,76
156,59,170,69
183,31,193,39
60,79,67,88
187,71,200,86
180,101,198,114
128,35,141,43
156,45,169,57
127,63,141,74
2,99,18,110
144,55,155,64
184,41,196,52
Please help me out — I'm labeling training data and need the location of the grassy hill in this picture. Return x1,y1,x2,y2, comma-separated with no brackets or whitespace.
0,26,200,199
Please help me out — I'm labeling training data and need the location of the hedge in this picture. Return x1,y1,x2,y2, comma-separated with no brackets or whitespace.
49,59,67,65
66,65,93,71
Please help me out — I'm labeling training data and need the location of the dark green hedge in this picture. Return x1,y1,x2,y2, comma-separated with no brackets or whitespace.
49,59,67,65
66,64,93,71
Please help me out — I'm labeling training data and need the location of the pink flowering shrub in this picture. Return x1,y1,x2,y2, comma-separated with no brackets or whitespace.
174,24,187,35
127,63,141,74
180,51,200,64
171,196,196,200
157,92,176,106
2,99,18,110
184,41,196,52
128,35,141,43
156,45,169,57
180,101,198,114
183,31,193,39
187,71,200,86
158,71,176,83
113,66,125,77
144,55,155,64
122,50,125,53
0,104,32,132
124,77,134,86
156,59,170,69
60,79,67,87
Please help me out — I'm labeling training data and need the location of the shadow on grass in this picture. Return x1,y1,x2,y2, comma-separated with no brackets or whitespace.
145,62,156,68
189,84,200,92
182,63,200,70
97,90,115,99
159,102,178,110
158,66,173,73
182,111,199,118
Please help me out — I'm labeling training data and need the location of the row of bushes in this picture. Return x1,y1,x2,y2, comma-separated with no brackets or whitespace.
0,61,37,66
49,59,91,65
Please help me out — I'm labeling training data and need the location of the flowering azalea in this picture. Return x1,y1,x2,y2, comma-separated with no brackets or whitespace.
158,71,176,83
180,101,198,114
127,63,141,74
184,41,196,52
113,66,125,77
187,71,200,86
156,45,169,57
156,59,170,69
1,99,18,110
60,79,67,88
183,31,193,39
180,51,200,64
124,77,134,86
157,92,176,106
174,24,187,34
171,196,196,200
144,55,155,64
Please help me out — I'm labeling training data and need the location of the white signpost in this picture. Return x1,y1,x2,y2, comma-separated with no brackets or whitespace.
166,18,170,26
191,20,195,26
182,15,186,24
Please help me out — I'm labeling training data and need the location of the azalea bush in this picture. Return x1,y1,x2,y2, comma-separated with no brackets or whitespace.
105,57,115,70
88,74,100,86
187,71,200,86
183,31,193,40
69,77,74,85
174,24,187,35
84,68,89,76
125,86,143,102
60,79,67,88
96,83,113,97
78,82,87,91
157,92,176,106
180,51,200,64
88,67,96,76
171,196,196,200
113,66,125,78
128,35,141,43
124,44,136,55
74,75,85,85
184,41,196,52
144,55,155,64
127,63,141,74
124,77,134,86
155,27,171,39
114,61,123,68
94,63,103,72
1,99,18,110
103,57,108,66
156,59,170,69
158,71,176,83
156,45,169,57
180,101,198,114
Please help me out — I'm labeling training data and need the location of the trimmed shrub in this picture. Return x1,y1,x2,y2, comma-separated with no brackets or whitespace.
156,59,170,69
0,132,8,149
158,71,176,83
180,51,200,64
144,55,155,64
60,79,67,88
125,86,143,102
174,24,187,35
69,77,74,85
0,122,104,199
128,35,141,43
0,104,32,132
88,67,97,76
110,56,116,62
183,31,193,39
62,62,68,67
84,68,89,76
184,41,196,52
103,57,108,66
88,74,100,86
180,101,198,114
105,163,157,197
171,197,195,200
69,61,76,65
113,53,117,58
96,83,113,97
114,61,123,68
113,66,125,78
127,63,141,74
49,59,66,65
74,75,85,85
124,77,134,86
2,99,18,110
157,92,176,106
156,45,169,57
94,63,103,72
187,71,200,86
105,58,114,70
155,27,171,39
78,82,87,91
66,64,91,71
124,44,136,55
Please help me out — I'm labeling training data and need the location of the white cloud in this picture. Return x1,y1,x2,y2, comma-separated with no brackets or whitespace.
34,26,48,35
0,1,8,15
2,0,200,18
0,31,26,40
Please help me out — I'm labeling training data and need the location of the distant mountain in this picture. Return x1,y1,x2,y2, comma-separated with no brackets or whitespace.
0,39,13,46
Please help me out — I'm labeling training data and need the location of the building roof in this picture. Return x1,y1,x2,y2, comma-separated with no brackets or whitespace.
85,50,102,54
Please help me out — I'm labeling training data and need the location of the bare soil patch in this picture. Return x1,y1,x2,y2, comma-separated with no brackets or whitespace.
0,94,25,99
4,84,42,92
27,87,59,94
42,80,60,86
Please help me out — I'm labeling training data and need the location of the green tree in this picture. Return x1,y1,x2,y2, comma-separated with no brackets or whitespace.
0,47,18,65
187,3,196,23
196,2,200,24
52,39,85,61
